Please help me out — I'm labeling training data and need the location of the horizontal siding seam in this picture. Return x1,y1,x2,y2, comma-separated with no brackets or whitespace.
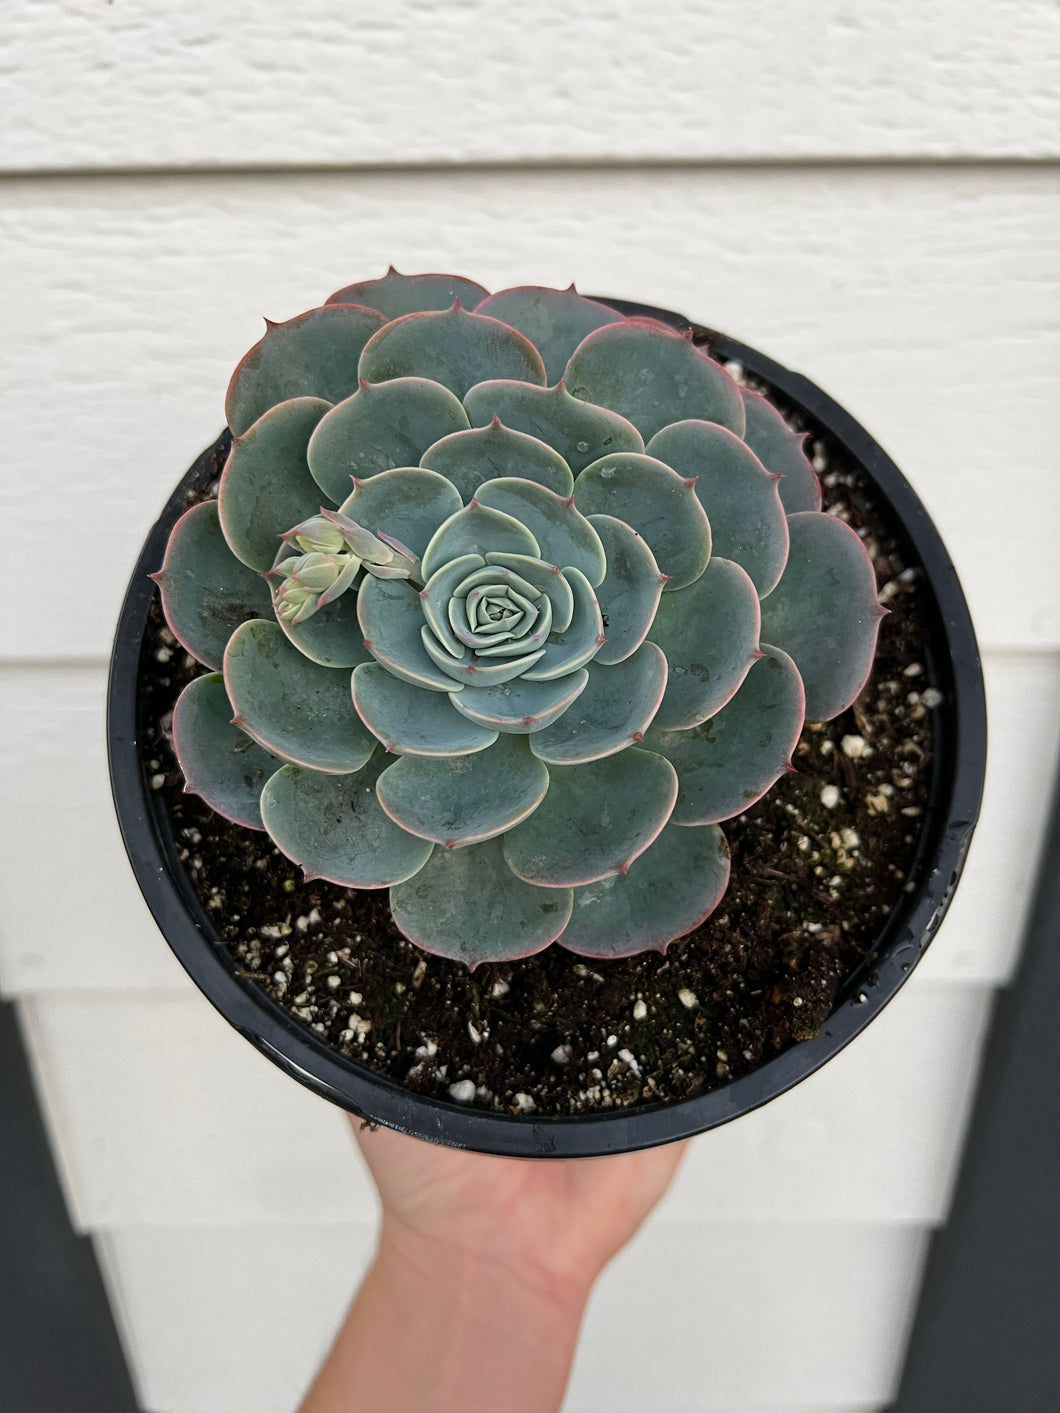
3,155,1060,184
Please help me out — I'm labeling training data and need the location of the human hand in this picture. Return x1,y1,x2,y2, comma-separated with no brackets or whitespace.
301,1121,686,1413
352,1117,687,1305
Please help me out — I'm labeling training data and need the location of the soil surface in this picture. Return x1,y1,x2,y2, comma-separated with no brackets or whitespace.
139,371,936,1117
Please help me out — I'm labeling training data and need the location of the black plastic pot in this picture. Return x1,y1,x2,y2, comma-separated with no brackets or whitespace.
108,300,987,1158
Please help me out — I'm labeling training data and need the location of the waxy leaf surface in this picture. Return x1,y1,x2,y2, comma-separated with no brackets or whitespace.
759,513,882,720
308,378,469,502
390,837,572,965
650,557,761,730
359,305,546,400
171,673,284,829
565,321,745,441
648,646,805,824
559,822,729,957
224,620,376,773
504,747,677,887
463,380,643,474
219,398,334,571
153,501,272,671
226,305,385,436
261,756,434,888
376,734,549,847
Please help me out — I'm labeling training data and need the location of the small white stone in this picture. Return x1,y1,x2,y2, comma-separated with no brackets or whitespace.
551,1044,572,1065
632,999,648,1020
415,1037,438,1059
920,687,943,709
617,1049,641,1074
798,835,811,852
820,784,841,809
841,827,861,850
678,988,699,1009
467,1020,482,1044
448,1079,476,1103
348,991,363,1006
150,773,166,790
326,974,341,990
490,979,510,998
841,734,867,759
606,1034,618,1047
903,662,923,677
512,1092,536,1113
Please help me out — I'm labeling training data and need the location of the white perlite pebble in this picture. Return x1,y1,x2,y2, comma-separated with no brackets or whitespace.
551,1044,572,1065
678,988,699,1009
841,734,867,759
920,687,943,709
490,979,510,998
632,999,648,1020
512,1092,536,1113
841,827,862,850
448,1079,476,1104
467,1021,482,1044
820,784,841,809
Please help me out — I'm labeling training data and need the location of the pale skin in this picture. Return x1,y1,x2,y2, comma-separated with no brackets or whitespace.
299,1118,687,1413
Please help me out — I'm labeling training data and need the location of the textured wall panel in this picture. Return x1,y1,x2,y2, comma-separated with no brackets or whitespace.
3,0,1058,170
3,166,1057,660
18,981,990,1230
2,652,1050,994
93,1218,926,1412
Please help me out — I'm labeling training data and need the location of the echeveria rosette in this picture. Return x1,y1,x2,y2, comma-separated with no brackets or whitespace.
155,271,885,968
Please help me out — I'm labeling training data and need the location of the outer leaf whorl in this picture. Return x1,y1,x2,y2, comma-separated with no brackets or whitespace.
157,275,882,964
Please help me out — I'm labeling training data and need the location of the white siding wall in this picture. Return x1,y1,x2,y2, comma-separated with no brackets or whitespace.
3,6,1058,1410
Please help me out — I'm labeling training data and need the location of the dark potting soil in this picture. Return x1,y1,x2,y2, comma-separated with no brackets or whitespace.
139,371,935,1118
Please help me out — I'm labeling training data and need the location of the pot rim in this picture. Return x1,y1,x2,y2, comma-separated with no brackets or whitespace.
107,300,987,1157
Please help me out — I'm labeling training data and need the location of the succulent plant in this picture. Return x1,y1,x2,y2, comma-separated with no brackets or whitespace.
154,271,884,966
